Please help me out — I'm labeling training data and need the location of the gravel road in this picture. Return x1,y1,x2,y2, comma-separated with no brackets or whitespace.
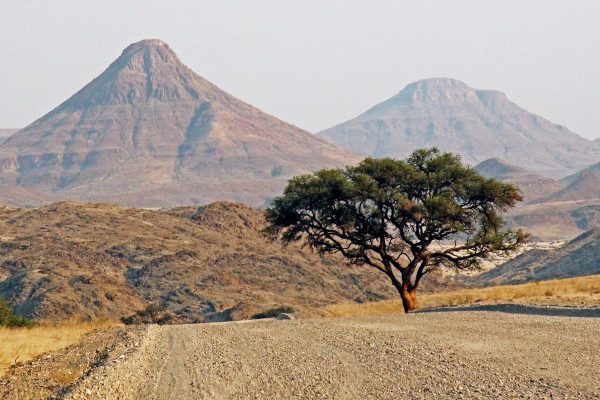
66,312,600,399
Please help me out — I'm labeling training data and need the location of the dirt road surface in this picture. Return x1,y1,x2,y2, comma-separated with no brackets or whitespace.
66,311,600,399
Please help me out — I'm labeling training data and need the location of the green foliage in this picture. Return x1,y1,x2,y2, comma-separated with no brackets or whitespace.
251,306,295,319
121,304,174,325
265,148,528,311
0,298,34,328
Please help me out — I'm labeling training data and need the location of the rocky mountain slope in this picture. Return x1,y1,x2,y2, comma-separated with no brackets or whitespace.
319,78,599,178
473,228,600,285
0,40,358,208
474,158,564,202
0,201,404,322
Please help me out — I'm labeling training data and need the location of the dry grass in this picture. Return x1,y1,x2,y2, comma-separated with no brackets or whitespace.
0,320,114,377
318,275,600,318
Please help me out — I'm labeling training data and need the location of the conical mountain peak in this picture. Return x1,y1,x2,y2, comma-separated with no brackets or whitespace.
59,39,207,108
123,39,171,52
0,40,357,207
117,39,180,68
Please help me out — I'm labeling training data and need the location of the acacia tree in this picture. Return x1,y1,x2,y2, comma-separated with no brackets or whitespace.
265,148,528,313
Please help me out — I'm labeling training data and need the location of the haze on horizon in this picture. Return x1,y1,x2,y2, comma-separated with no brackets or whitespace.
1,0,599,139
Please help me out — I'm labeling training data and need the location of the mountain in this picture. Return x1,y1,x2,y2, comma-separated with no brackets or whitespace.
0,129,17,144
0,40,358,208
0,201,405,322
538,170,600,203
319,78,599,178
503,200,600,241
474,158,564,202
472,228,600,286
561,160,600,186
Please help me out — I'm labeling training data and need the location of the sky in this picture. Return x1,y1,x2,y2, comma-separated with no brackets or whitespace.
1,1,599,138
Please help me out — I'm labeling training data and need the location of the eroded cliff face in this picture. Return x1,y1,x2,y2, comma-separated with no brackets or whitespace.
0,39,358,207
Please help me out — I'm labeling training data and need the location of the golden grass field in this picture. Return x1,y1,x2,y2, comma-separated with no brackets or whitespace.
0,320,114,377
317,275,600,318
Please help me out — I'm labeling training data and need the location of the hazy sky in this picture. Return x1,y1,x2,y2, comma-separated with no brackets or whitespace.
1,1,599,138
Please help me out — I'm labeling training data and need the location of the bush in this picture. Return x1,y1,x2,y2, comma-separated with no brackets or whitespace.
251,306,295,319
0,299,34,328
121,304,174,325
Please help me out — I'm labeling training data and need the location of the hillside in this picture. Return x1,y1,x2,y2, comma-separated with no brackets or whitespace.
473,228,600,285
0,40,358,208
319,78,599,178
474,158,564,202
0,202,405,322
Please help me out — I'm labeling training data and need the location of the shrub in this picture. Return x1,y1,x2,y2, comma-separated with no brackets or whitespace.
251,306,295,319
121,304,174,325
0,299,34,328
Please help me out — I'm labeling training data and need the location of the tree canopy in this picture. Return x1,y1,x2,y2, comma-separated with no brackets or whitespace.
265,148,528,312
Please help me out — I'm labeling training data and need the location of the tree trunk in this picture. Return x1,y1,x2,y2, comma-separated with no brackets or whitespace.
398,284,418,313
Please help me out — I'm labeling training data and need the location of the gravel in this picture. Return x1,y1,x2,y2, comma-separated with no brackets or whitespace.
66,312,600,399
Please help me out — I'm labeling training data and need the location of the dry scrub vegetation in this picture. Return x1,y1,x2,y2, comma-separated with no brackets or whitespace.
318,275,600,317
0,320,113,377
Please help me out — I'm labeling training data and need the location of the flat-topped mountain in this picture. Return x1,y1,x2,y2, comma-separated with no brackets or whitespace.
474,158,564,202
319,78,599,178
0,40,358,207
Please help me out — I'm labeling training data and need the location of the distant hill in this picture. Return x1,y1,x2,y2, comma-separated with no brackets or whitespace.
0,129,17,144
538,170,600,203
0,202,412,322
503,199,600,241
561,160,600,186
472,159,600,240
0,40,358,208
474,158,564,202
319,78,599,178
473,228,600,286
